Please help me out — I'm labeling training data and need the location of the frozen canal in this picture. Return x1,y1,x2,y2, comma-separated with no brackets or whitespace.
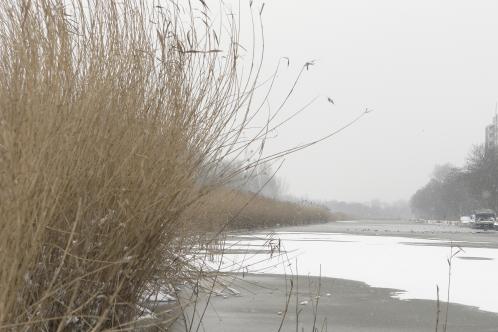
216,230,498,313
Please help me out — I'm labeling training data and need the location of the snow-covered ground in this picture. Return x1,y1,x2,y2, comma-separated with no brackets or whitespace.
212,231,498,313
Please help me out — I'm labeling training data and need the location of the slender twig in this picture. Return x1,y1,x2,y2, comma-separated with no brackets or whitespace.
435,285,440,332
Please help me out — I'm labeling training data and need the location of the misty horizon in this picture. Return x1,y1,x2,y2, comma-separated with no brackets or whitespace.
231,0,498,203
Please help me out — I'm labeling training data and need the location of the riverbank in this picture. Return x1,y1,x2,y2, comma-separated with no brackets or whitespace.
171,273,498,332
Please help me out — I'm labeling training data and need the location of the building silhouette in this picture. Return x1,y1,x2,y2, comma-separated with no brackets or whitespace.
485,112,498,155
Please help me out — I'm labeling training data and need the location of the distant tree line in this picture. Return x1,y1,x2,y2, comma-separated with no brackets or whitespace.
324,199,411,220
410,144,498,220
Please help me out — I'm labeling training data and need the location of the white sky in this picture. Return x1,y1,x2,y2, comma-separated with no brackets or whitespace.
221,0,498,202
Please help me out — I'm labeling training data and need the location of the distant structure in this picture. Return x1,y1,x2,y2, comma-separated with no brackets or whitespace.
485,106,498,155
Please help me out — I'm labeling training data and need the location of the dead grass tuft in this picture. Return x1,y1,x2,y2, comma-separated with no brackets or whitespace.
0,0,261,329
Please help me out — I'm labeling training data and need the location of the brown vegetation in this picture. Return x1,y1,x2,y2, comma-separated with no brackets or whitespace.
0,0,346,330
184,188,337,231
0,0,263,329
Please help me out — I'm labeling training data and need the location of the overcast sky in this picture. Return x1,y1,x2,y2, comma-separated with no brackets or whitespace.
226,0,498,203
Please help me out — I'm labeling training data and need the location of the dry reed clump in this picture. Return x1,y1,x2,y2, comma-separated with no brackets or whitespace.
0,0,260,330
185,188,335,231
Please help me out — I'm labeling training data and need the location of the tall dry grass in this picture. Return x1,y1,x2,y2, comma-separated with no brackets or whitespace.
0,0,263,330
185,188,335,231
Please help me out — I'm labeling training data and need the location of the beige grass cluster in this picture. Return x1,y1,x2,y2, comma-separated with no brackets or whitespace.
0,0,258,330
186,188,334,231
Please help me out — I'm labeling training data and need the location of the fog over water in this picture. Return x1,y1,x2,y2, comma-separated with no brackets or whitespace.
225,0,498,202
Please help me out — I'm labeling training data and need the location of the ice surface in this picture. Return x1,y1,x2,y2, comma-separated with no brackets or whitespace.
213,232,498,313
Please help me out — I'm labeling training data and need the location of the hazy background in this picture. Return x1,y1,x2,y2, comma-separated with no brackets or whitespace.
226,0,498,203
